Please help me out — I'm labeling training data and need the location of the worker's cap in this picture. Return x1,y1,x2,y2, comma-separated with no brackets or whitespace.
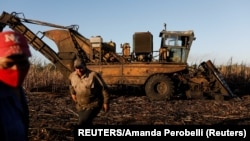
0,31,31,57
74,58,86,68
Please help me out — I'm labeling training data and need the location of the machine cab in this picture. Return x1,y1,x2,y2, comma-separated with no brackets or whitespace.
159,29,195,63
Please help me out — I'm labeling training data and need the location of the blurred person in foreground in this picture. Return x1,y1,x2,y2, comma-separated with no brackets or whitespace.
69,58,110,126
0,31,31,141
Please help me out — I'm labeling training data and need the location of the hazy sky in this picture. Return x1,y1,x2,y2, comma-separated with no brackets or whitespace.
1,0,250,66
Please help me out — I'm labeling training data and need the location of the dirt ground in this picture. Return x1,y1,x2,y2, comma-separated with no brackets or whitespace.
26,90,250,140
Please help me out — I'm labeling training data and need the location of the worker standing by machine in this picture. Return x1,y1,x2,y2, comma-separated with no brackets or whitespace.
68,58,110,126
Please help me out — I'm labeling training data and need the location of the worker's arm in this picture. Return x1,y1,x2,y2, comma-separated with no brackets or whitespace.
69,83,77,103
71,93,77,103
102,89,109,112
95,72,110,112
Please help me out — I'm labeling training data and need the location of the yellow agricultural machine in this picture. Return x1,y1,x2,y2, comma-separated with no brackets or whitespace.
0,11,236,101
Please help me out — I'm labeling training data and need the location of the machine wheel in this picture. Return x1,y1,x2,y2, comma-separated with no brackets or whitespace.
145,74,174,101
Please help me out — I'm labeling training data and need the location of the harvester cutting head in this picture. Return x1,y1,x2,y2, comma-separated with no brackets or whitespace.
183,60,238,100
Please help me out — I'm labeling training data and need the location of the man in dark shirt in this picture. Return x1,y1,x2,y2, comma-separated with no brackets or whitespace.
0,31,31,141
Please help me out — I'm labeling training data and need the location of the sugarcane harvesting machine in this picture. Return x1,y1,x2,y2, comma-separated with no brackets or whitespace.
0,11,237,101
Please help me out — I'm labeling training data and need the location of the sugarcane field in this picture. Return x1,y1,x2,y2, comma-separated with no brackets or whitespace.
24,59,250,140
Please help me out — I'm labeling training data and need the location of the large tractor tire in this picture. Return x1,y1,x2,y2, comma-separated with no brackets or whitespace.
145,74,174,101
